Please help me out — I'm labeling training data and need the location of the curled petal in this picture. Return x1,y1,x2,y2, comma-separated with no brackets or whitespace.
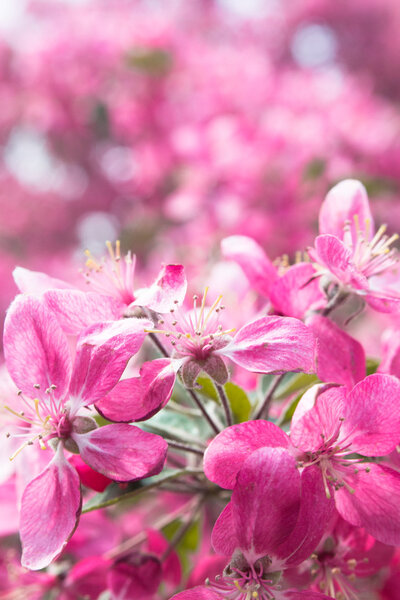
134,264,187,312
204,420,289,489
20,444,81,570
221,316,316,374
73,424,168,481
13,266,72,294
211,503,237,557
69,318,152,409
96,359,176,422
170,588,221,600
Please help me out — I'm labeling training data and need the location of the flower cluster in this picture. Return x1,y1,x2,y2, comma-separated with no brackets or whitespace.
1,179,400,599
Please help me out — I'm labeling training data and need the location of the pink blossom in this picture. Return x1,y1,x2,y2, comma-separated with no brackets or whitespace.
3,295,167,569
96,287,316,422
309,179,400,312
172,447,333,599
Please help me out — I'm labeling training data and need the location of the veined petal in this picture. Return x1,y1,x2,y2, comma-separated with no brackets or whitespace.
221,316,316,374
20,444,81,570
45,290,122,335
73,424,167,481
310,235,359,286
232,447,301,562
270,263,325,319
334,464,400,546
307,314,366,388
133,264,187,313
95,359,176,422
211,503,237,557
204,420,289,489
291,384,346,452
69,318,152,409
342,373,400,456
319,179,374,242
221,235,277,297
275,466,335,567
4,295,72,402
108,554,162,600
13,266,72,294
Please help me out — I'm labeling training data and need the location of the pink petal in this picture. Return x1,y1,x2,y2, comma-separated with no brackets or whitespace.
310,235,361,287
73,424,167,481
211,503,237,557
13,266,72,294
365,292,400,313
291,384,347,452
335,464,400,546
221,235,277,297
69,318,152,409
341,373,400,456
319,179,374,242
133,264,187,313
20,444,81,570
96,359,176,422
108,553,162,600
45,290,122,335
283,593,333,599
146,529,182,586
270,263,325,319
0,478,19,536
62,556,111,600
275,465,335,567
204,420,289,489
379,328,400,376
221,316,316,374
4,295,72,403
307,314,365,388
231,447,301,563
68,455,112,492
187,555,229,588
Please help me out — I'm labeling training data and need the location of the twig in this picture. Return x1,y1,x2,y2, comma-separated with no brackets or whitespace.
215,384,233,426
253,374,285,420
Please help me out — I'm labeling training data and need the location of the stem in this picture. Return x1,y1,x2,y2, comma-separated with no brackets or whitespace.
166,438,205,456
322,289,348,316
187,388,220,434
253,374,285,420
215,384,233,426
149,332,221,435
161,495,206,561
149,332,170,357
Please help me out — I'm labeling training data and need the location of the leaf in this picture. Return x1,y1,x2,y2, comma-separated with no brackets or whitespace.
163,517,201,572
140,405,214,443
274,373,319,400
125,48,172,75
196,377,251,423
82,468,198,513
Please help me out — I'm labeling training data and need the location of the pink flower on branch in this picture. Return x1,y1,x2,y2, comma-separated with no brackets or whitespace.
309,179,400,313
171,447,333,600
3,295,167,570
204,373,400,546
96,287,316,423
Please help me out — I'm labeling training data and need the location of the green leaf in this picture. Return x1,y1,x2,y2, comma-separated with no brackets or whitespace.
196,377,218,401
303,158,326,180
275,373,319,400
225,382,251,423
82,468,198,513
140,405,214,443
163,517,201,571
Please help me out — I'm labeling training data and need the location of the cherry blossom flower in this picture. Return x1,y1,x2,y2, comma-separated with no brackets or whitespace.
3,295,167,569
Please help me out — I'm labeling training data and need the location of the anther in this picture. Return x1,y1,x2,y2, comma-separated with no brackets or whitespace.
6,433,10,438
20,412,25,416
33,383,40,389
172,320,177,326
17,390,22,396
50,384,57,390
347,559,357,570
174,299,179,304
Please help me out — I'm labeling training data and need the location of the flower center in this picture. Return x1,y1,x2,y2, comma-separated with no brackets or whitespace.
149,287,235,360
343,215,399,278
83,240,136,304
